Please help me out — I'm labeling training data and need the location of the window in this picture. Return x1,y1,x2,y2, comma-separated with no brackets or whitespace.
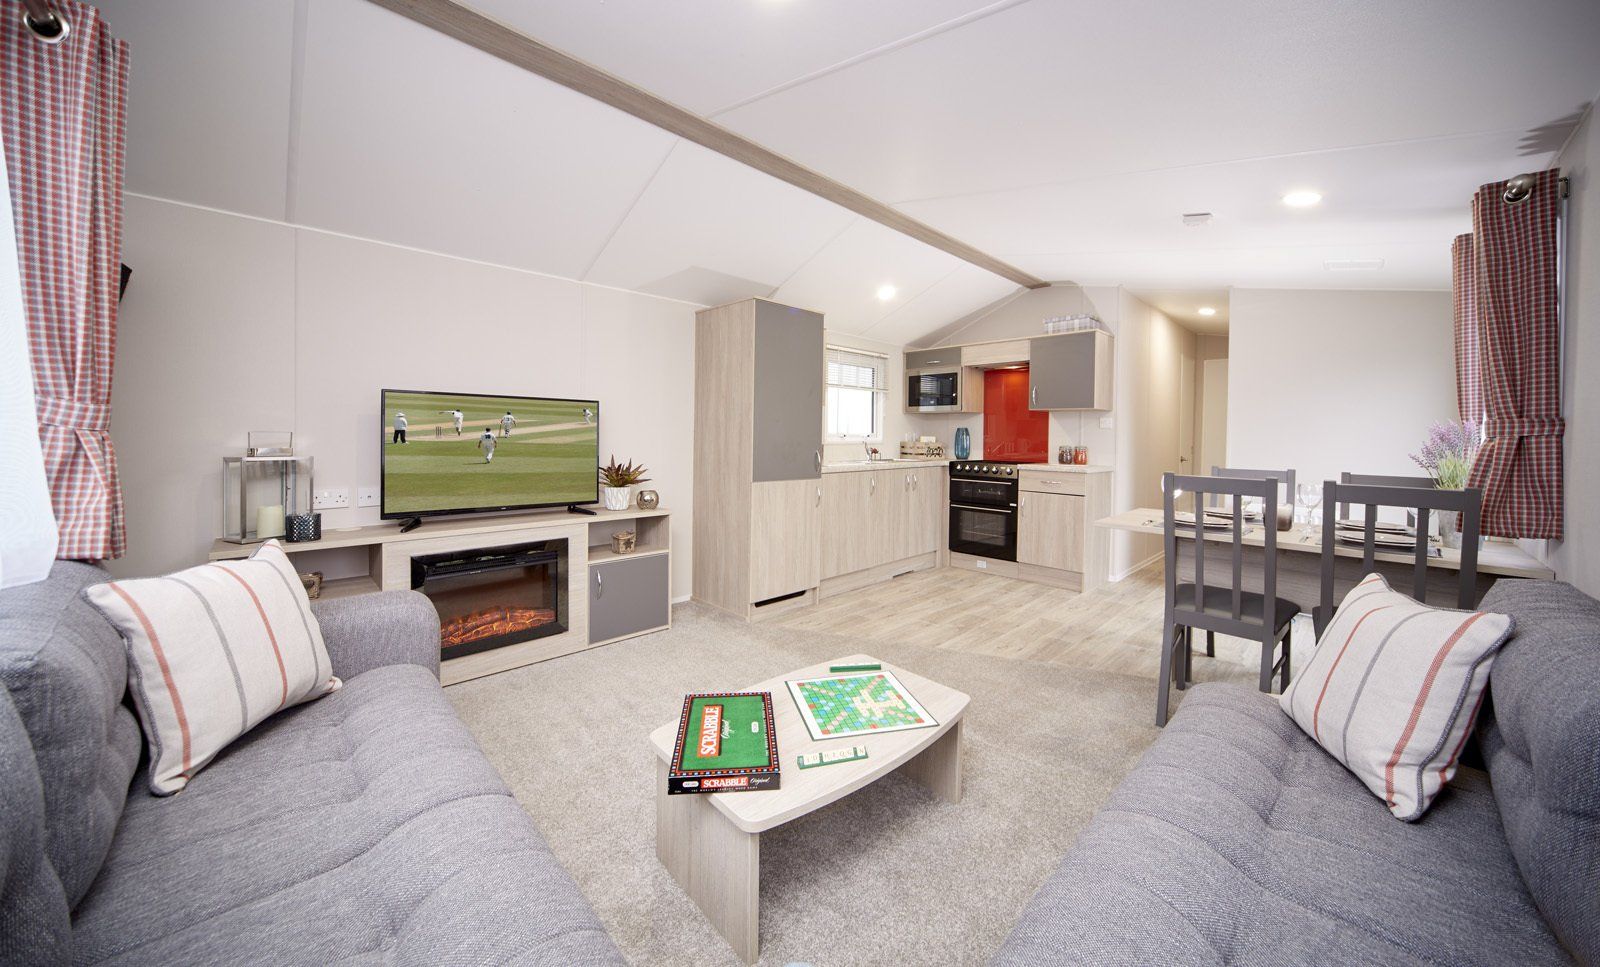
824,345,886,441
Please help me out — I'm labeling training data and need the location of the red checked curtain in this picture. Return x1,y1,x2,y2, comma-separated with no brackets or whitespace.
1466,170,1564,540
1451,233,1482,425
0,0,129,560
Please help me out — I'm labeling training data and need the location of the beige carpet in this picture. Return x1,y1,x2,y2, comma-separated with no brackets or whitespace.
447,603,1162,966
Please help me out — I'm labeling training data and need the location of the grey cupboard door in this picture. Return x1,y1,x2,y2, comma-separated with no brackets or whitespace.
905,347,960,370
752,301,824,481
1028,333,1097,410
589,554,670,644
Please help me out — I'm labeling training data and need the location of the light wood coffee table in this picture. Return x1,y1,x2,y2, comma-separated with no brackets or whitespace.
649,653,969,964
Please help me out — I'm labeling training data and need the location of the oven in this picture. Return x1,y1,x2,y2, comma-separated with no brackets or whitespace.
908,369,962,413
948,461,1018,561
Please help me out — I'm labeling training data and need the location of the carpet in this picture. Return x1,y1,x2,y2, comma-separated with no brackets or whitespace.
447,603,1162,966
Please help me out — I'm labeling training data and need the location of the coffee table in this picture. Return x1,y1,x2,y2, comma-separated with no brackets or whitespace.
649,653,969,964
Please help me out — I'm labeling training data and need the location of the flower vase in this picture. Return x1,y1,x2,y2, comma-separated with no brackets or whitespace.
1439,509,1462,549
953,427,971,460
602,486,631,511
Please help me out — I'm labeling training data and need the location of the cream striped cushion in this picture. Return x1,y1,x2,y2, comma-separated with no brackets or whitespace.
83,541,340,794
1280,573,1515,821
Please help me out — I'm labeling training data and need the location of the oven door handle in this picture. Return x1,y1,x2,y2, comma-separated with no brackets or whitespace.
950,502,1016,513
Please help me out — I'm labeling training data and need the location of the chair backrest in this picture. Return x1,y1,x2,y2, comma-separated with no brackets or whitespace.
1317,481,1481,634
1163,472,1280,638
1336,471,1436,521
1209,466,1295,509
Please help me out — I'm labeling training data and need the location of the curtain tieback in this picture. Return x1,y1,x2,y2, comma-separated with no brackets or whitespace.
1487,416,1565,440
36,397,111,432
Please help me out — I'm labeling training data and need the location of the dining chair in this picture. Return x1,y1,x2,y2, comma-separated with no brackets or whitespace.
1315,481,1482,636
1194,465,1297,659
1334,472,1437,522
1157,472,1301,727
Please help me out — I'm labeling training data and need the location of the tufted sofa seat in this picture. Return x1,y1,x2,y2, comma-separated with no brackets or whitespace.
994,579,1600,967
1,562,624,966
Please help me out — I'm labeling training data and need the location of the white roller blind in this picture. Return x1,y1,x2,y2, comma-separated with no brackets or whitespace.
825,346,887,392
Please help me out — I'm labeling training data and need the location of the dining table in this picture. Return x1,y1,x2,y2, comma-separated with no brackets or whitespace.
1096,507,1556,615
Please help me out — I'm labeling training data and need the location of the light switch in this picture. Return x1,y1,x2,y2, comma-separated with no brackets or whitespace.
358,486,380,508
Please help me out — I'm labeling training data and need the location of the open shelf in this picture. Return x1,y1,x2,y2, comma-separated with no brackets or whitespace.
588,543,670,564
587,513,670,565
315,575,381,600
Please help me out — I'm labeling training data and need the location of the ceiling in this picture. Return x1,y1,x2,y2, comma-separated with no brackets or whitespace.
98,0,1600,344
1126,290,1229,334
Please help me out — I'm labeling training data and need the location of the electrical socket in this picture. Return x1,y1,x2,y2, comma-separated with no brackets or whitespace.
357,486,380,508
312,489,349,510
1099,416,1114,429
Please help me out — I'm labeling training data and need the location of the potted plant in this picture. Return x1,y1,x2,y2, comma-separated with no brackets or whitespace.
1410,420,1479,548
598,456,650,511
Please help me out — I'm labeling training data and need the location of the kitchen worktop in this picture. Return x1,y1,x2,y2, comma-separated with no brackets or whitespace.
821,458,949,474
1013,463,1113,474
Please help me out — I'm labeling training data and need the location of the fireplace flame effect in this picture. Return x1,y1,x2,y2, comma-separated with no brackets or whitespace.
440,605,557,650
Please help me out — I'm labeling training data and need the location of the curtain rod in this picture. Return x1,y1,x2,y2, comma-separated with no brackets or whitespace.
21,0,69,42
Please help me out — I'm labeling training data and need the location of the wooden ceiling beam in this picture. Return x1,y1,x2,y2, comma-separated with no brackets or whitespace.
365,0,1050,290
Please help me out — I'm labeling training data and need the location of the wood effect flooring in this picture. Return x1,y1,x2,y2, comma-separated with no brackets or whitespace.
773,561,1311,690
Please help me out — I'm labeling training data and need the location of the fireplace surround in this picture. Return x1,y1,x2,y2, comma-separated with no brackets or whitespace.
411,539,568,660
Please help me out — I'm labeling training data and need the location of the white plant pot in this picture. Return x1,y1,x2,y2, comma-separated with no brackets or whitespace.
601,486,631,511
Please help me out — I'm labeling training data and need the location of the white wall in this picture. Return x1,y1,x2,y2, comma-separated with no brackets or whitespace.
109,196,697,598
1228,288,1456,494
1549,107,1600,596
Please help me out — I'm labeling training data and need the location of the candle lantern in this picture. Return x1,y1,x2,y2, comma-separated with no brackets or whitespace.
222,435,313,544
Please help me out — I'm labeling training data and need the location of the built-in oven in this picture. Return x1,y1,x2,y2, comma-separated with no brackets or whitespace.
908,369,962,413
948,461,1018,561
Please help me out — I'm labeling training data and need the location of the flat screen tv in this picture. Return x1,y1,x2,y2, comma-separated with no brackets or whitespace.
381,389,599,522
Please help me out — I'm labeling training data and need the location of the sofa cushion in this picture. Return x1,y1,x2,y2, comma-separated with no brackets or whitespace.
994,684,1569,967
71,663,623,966
0,686,71,965
1477,579,1600,964
0,561,141,909
82,541,342,795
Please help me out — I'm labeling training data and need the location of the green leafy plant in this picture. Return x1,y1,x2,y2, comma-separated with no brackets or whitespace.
598,455,651,488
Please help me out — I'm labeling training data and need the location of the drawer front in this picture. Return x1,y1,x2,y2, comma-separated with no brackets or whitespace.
1020,471,1088,496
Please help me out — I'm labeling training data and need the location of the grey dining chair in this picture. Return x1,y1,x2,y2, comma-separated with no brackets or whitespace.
1335,472,1437,522
1158,472,1301,727
1194,466,1297,659
1315,481,1483,636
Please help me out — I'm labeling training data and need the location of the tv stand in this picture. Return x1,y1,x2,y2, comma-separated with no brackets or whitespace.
398,517,424,533
566,504,597,516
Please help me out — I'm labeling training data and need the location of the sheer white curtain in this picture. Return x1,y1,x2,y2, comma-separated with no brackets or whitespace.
0,135,58,587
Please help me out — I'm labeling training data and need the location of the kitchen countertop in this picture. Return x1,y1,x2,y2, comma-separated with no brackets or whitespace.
821,458,949,474
1013,463,1113,474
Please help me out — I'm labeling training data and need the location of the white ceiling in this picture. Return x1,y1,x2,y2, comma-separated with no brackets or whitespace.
98,0,1600,345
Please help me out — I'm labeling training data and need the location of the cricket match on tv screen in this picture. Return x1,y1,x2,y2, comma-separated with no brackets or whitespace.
382,392,598,515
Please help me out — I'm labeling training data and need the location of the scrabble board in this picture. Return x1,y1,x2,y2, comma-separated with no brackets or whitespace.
666,692,780,794
786,671,938,742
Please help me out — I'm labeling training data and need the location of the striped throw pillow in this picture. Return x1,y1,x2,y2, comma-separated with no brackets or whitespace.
83,541,341,795
1280,573,1515,821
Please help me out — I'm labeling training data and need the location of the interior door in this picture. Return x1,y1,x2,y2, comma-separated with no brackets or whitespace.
1178,351,1196,475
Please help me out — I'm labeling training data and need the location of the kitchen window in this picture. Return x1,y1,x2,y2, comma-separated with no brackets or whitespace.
824,345,886,442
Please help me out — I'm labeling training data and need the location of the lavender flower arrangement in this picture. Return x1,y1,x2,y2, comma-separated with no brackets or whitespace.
1410,420,1479,490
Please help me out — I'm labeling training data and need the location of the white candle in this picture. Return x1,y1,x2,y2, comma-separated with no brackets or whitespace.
256,504,285,540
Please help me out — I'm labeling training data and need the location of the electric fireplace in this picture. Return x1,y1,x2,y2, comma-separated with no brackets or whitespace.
410,539,567,660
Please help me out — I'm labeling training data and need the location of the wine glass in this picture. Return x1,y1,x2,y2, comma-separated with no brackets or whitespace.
1296,483,1322,537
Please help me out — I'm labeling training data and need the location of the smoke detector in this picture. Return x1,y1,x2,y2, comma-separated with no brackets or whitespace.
1181,212,1214,227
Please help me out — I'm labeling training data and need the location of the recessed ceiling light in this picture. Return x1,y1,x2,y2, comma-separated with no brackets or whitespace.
876,284,898,302
1197,306,1217,316
1282,190,1323,208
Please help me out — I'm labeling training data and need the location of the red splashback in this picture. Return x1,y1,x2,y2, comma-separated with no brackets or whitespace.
983,368,1048,463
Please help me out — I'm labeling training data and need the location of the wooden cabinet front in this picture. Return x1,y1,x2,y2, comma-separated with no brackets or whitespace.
750,479,820,601
1017,490,1085,572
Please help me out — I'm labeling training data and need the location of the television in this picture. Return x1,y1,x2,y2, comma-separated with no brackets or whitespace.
381,389,599,523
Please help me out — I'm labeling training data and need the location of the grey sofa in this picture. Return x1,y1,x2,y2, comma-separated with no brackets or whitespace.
0,561,625,966
995,578,1600,966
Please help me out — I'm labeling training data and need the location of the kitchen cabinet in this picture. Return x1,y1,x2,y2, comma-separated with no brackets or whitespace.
589,553,670,646
1028,330,1113,410
901,467,944,559
1018,491,1086,572
960,340,1030,368
751,479,821,601
905,347,961,371
820,467,944,587
693,298,825,619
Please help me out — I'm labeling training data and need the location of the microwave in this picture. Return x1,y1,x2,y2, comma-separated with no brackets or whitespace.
908,369,962,412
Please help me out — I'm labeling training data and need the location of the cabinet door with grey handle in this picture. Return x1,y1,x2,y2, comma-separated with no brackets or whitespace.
589,554,670,644
1028,332,1099,410
753,301,824,481
905,347,958,371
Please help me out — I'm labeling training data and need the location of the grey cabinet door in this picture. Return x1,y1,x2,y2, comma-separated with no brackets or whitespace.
752,301,824,481
1028,333,1097,409
905,347,959,371
589,554,670,644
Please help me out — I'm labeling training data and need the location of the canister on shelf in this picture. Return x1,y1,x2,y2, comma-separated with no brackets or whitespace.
1073,445,1088,465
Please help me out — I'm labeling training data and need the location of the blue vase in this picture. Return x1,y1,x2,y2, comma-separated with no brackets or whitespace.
953,426,971,460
